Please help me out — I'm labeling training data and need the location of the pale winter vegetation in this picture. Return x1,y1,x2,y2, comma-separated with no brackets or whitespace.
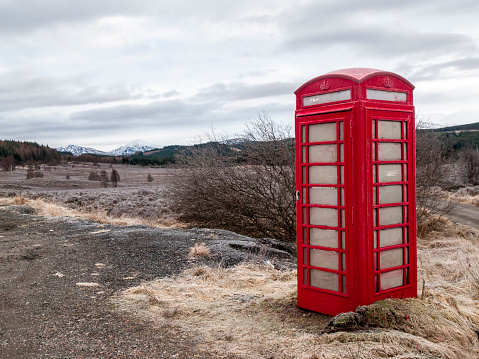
115,221,479,358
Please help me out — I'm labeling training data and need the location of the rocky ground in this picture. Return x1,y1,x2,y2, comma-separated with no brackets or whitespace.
0,204,295,358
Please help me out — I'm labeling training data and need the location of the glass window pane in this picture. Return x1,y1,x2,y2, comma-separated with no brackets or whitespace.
310,249,338,270
340,187,345,206
310,269,339,292
302,146,307,163
379,227,403,247
378,120,402,139
310,228,338,248
339,143,344,162
309,145,337,163
309,123,336,142
341,275,346,293
303,248,307,265
310,207,338,227
302,125,306,143
340,166,344,184
309,187,337,205
379,206,403,226
378,164,402,182
302,207,307,224
378,143,402,161
380,248,404,269
379,185,403,204
339,122,344,141
380,269,404,291
303,268,308,285
309,166,337,184
372,120,376,139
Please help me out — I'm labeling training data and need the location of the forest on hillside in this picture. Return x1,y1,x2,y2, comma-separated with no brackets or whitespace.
0,140,61,170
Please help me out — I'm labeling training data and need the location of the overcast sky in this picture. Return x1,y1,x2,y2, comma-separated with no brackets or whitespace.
1,0,479,150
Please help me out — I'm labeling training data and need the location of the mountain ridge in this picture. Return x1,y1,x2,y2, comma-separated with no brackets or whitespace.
58,140,159,156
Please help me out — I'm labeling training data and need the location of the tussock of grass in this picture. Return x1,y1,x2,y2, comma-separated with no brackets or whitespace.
188,243,211,259
115,223,479,358
0,196,180,228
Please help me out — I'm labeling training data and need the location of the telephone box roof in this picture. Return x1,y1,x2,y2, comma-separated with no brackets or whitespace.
295,68,415,94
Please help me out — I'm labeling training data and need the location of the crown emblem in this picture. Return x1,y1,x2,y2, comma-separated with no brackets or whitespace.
320,80,331,91
383,77,393,88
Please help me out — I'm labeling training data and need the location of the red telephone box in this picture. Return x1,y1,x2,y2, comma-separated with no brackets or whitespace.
295,68,417,316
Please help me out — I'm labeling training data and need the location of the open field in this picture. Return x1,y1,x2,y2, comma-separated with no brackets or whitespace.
0,163,180,227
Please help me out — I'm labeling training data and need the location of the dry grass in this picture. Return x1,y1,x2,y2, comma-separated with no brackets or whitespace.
188,243,211,259
0,196,180,228
444,186,479,207
115,223,479,359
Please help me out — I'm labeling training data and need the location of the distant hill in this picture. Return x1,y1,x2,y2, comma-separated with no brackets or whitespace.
432,122,479,152
433,122,479,132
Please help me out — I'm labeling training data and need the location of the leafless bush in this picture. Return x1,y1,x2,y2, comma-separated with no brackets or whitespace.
147,173,153,182
416,119,456,228
26,167,44,179
460,147,479,185
170,112,296,241
88,171,100,181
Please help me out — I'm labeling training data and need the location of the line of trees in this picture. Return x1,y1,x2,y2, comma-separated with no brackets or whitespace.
0,140,61,166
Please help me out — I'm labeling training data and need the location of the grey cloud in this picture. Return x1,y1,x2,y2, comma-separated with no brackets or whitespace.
0,71,139,111
195,81,296,102
399,57,479,82
69,99,215,125
279,25,475,58
0,0,151,34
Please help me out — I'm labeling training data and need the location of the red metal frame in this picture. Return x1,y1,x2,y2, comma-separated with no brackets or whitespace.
295,68,416,316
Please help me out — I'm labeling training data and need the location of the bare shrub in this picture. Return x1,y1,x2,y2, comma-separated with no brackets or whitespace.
110,169,120,187
26,166,44,179
460,147,479,185
171,112,295,241
416,119,456,231
88,171,100,181
147,173,153,182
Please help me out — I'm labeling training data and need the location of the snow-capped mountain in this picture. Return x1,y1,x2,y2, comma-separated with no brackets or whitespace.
57,145,108,156
108,140,159,156
422,109,479,127
57,140,159,156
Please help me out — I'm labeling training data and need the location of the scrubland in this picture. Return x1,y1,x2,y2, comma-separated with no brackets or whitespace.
1,163,479,358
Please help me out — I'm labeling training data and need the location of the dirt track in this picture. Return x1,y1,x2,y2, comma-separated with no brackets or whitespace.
443,200,479,230
0,205,294,358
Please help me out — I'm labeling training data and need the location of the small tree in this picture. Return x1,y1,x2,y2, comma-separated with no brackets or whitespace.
110,169,120,187
147,173,153,182
100,170,109,187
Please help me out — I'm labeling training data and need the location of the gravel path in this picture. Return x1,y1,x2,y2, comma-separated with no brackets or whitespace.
0,205,294,358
